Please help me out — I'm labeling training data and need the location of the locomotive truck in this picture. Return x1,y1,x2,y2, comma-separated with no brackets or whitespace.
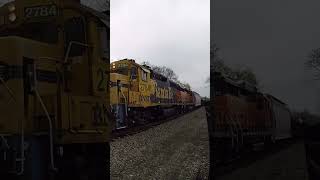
110,59,202,130
0,0,111,179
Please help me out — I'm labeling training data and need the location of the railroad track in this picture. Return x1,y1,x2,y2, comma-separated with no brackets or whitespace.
214,138,298,178
111,106,203,140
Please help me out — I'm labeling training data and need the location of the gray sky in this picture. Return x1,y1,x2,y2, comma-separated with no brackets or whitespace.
111,0,210,97
213,0,320,114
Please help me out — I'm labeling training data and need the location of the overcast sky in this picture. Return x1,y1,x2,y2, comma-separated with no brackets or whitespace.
111,0,210,97
213,0,320,114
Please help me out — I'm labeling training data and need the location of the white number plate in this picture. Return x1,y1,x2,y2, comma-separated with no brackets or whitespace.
25,5,58,18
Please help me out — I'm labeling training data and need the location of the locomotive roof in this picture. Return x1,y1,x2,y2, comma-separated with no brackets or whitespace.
213,71,258,93
265,94,287,106
237,80,258,92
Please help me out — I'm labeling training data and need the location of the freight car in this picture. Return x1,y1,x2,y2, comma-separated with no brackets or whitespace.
265,94,292,140
192,91,202,107
110,59,201,130
0,0,111,179
212,72,291,161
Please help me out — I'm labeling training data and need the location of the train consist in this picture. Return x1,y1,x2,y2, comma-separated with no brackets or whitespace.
212,72,292,161
0,0,110,179
110,59,202,130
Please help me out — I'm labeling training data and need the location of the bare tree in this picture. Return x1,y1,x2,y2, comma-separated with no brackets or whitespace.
154,66,179,81
211,43,259,87
232,67,258,86
142,61,179,82
175,80,191,91
183,82,191,91
141,61,191,90
306,48,320,80
206,76,210,84
162,67,178,81
211,43,231,74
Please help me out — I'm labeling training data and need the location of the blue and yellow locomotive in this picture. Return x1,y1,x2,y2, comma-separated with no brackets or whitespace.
110,59,202,129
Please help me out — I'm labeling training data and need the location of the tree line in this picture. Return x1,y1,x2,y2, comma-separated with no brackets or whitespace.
211,43,259,88
141,61,192,91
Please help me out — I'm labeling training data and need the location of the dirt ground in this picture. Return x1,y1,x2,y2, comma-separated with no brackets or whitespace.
218,141,309,180
110,107,210,180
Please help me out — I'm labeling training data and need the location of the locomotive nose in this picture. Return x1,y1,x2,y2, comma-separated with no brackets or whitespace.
0,36,58,135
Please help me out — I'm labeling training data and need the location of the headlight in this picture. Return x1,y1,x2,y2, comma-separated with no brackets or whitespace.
8,4,15,12
8,13,16,22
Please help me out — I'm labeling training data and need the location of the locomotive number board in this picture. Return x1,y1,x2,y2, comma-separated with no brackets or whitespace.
24,5,58,18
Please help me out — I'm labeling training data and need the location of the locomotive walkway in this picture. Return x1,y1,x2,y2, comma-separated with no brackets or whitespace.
110,107,210,180
217,141,309,180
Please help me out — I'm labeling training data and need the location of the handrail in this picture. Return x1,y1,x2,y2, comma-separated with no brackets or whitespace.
120,90,128,116
34,88,57,171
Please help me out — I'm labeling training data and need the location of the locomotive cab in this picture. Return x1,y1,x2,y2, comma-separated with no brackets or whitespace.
0,0,111,179
110,59,155,129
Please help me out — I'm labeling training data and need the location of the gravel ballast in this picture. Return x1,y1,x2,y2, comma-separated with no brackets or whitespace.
111,107,210,180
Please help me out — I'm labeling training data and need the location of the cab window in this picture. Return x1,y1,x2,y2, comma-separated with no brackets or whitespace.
111,64,128,75
111,68,128,75
98,24,109,60
131,66,137,79
64,17,86,57
141,70,147,81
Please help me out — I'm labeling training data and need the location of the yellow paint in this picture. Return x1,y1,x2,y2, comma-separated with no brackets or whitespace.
0,1,111,144
110,59,173,109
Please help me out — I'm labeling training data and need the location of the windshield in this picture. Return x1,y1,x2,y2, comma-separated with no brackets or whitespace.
111,67,128,75
0,22,58,44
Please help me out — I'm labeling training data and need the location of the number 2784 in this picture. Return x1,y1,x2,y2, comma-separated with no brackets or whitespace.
25,5,58,18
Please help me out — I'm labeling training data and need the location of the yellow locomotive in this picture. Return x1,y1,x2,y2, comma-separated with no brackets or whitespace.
110,59,201,129
0,0,110,179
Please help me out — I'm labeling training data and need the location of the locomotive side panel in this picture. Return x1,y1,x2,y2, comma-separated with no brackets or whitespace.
138,66,155,107
153,78,171,105
180,90,193,105
213,95,249,135
169,81,178,104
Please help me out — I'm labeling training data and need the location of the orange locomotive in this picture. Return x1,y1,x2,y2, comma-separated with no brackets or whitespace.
213,72,291,161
